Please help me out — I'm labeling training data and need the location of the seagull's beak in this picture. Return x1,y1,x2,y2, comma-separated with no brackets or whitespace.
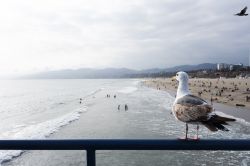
171,76,176,81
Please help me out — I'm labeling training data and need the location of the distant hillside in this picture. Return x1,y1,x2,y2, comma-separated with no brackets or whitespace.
137,63,217,74
23,68,138,79
21,63,217,79
163,63,217,72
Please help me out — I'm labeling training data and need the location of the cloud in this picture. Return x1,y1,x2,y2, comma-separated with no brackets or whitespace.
0,0,249,75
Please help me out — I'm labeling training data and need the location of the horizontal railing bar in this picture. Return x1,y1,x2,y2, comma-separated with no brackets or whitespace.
0,139,250,151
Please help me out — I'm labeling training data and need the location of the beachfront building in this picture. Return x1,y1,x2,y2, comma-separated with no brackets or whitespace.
229,63,244,71
217,63,244,71
217,63,230,71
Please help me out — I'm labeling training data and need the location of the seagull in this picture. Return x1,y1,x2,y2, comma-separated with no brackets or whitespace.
172,71,235,140
235,6,248,16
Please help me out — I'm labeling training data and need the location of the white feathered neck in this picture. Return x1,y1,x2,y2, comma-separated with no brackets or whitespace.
176,78,190,98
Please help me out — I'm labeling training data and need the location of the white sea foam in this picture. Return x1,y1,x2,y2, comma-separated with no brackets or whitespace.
241,158,250,166
84,88,104,98
118,87,138,94
132,80,140,86
0,106,87,164
163,101,174,110
159,91,175,110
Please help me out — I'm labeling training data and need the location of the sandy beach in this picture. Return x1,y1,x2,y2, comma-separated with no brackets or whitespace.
143,78,250,110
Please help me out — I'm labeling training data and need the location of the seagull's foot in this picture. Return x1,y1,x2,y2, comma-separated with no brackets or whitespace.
191,136,200,141
178,136,200,141
177,136,189,141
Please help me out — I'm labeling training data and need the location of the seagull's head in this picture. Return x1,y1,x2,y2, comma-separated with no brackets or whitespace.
175,71,189,82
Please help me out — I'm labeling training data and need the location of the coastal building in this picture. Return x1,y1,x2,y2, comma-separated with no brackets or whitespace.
229,63,244,71
217,63,244,71
202,70,208,74
217,63,223,70
217,63,230,71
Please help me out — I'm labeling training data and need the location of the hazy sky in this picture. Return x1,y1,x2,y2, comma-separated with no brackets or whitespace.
0,0,249,76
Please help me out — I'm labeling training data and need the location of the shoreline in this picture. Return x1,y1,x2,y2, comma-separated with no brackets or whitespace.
142,78,250,122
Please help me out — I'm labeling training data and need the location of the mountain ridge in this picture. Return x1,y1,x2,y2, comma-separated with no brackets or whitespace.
21,63,217,79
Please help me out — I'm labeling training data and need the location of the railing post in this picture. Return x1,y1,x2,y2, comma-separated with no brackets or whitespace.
86,149,96,166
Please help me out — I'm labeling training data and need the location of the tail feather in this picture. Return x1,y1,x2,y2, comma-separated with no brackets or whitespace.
202,122,218,132
202,114,235,132
213,115,235,122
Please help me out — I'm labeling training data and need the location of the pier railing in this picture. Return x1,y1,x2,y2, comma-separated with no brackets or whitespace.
1,139,250,166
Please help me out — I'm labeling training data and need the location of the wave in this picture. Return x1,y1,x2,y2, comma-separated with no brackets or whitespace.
83,88,104,99
118,87,138,94
0,106,87,164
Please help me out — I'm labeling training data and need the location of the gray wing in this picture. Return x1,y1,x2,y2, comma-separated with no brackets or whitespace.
175,94,207,106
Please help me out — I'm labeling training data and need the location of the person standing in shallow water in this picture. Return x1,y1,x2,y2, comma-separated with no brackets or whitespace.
125,104,128,111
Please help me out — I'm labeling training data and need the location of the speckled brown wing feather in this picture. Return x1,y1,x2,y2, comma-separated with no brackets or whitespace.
172,103,213,123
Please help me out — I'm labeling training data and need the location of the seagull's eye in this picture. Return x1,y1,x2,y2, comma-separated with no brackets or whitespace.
176,74,179,76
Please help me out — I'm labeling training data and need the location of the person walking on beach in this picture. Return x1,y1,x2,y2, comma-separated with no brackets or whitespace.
114,95,116,99
80,98,82,104
125,104,128,111
118,104,120,110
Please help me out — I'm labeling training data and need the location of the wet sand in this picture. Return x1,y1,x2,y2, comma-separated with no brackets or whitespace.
143,78,250,109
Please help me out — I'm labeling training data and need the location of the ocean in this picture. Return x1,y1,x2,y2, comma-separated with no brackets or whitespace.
0,79,250,166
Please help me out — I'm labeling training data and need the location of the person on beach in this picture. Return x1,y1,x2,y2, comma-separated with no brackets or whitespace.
80,98,82,104
118,104,120,110
114,95,116,98
125,104,128,111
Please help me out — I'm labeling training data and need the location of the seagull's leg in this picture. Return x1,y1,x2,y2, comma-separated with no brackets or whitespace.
193,124,200,140
185,123,188,139
196,124,199,138
178,123,188,140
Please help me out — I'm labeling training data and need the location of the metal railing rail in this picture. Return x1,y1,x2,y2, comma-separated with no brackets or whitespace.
1,139,250,166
